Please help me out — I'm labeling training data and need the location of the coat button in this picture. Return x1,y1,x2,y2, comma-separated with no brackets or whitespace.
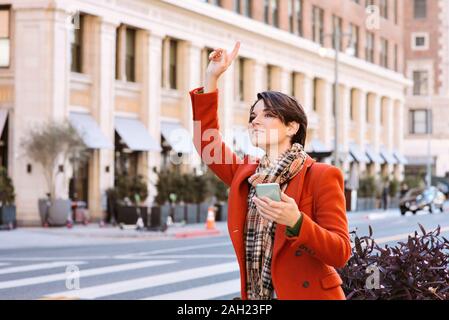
302,281,310,288
295,250,302,256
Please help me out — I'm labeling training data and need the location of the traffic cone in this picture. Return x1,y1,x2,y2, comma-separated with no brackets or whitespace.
206,207,216,230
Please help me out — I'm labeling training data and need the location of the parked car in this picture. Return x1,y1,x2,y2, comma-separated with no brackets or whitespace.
399,186,446,215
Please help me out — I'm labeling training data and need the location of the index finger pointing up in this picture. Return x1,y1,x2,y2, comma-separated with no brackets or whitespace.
227,41,241,64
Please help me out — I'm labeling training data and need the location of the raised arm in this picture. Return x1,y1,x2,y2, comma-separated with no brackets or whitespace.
190,42,249,187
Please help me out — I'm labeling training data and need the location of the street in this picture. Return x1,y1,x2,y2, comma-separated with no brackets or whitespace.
0,207,448,300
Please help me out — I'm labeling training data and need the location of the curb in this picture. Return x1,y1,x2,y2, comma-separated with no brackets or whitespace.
173,229,222,239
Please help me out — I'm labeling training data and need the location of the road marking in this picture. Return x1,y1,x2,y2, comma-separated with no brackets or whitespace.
0,260,175,290
0,263,10,267
0,261,87,275
134,241,232,256
0,256,110,262
142,278,240,300
114,254,236,260
42,261,239,300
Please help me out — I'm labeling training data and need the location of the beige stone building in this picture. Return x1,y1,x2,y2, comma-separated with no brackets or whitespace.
403,0,449,182
0,0,410,225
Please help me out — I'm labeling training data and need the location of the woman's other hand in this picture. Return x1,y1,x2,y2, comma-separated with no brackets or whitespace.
253,192,302,228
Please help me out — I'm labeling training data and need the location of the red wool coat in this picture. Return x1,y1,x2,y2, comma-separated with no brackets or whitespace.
190,88,351,300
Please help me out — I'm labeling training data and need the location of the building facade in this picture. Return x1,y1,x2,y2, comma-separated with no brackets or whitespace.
403,0,449,183
0,0,410,225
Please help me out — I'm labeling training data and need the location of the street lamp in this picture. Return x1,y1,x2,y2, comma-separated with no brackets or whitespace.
319,29,354,169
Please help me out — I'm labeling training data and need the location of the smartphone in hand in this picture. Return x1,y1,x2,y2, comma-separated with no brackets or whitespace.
255,183,281,202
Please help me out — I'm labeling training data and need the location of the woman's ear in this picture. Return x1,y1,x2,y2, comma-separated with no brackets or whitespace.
287,122,300,137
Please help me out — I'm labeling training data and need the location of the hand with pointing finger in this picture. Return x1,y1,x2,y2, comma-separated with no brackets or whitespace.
204,41,240,93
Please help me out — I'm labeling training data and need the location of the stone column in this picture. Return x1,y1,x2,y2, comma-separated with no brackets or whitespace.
318,79,333,156
138,30,165,206
356,89,367,174
394,99,405,180
88,17,118,220
371,93,382,175
12,4,71,225
178,40,203,173
338,84,351,175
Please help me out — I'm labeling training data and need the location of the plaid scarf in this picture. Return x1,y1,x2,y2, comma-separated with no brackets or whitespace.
245,142,307,300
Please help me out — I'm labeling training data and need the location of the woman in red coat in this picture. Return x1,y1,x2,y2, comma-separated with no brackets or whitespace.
190,42,351,300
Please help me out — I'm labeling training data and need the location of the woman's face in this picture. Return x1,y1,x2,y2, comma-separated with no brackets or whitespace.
248,100,297,151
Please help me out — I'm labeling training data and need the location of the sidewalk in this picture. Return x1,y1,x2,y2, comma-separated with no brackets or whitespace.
0,221,229,250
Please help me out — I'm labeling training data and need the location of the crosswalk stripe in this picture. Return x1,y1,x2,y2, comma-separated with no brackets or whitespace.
0,260,175,290
0,263,10,267
142,279,240,300
115,254,236,260
0,261,87,275
137,241,231,256
43,262,239,300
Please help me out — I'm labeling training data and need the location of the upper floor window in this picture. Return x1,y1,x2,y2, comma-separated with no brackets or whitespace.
348,23,359,57
379,0,388,19
288,0,294,33
365,32,375,63
380,38,388,68
162,38,178,90
350,89,356,121
264,0,270,24
295,0,303,36
0,6,11,68
271,0,279,28
312,6,324,45
234,0,241,13
236,57,246,101
394,44,398,71
332,15,343,51
414,0,427,19
168,39,178,89
313,78,319,111
242,0,251,17
125,28,136,82
291,72,296,97
413,70,428,96
409,109,432,134
393,0,398,24
411,32,429,51
70,14,84,73
267,65,274,91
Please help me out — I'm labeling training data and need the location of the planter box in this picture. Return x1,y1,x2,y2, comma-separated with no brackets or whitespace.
0,205,16,228
160,204,171,225
116,205,148,226
185,204,198,223
46,199,71,226
173,205,185,223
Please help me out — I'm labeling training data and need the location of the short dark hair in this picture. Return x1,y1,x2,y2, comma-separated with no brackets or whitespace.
249,91,308,147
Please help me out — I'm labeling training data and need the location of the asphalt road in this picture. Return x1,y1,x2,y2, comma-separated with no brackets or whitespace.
0,206,448,300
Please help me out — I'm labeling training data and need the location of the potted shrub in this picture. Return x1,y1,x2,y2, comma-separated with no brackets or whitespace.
114,174,149,226
0,166,16,229
21,121,89,226
339,225,449,299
